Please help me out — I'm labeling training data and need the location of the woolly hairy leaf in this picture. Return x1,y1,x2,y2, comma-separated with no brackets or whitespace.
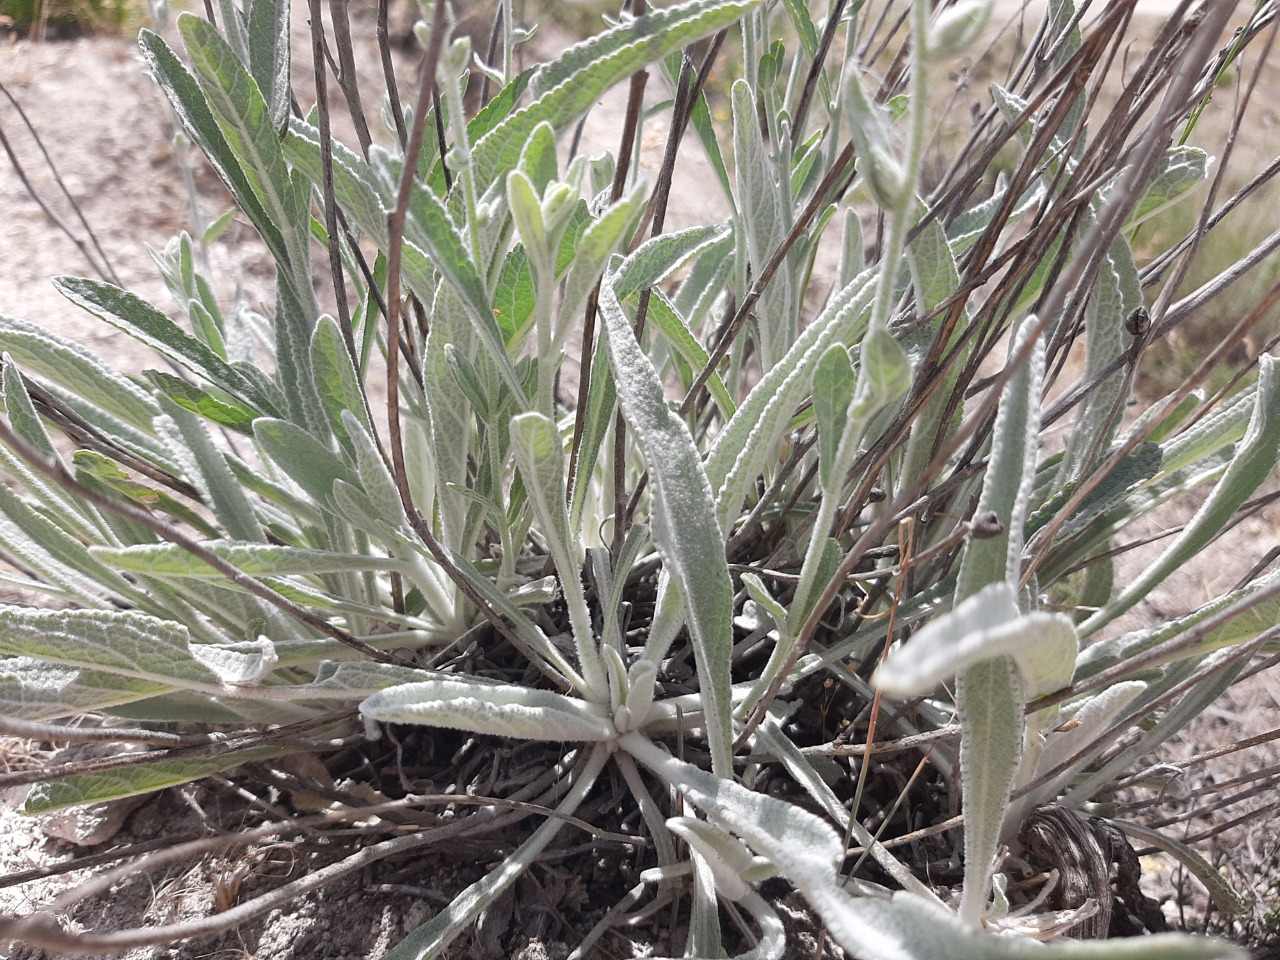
1084,355,1280,636
92,541,404,576
361,679,616,741
24,744,291,814
0,607,219,690
610,225,730,303
0,315,158,428
178,14,311,302
472,0,759,195
0,658,171,722
645,291,735,418
253,417,359,509
139,29,295,274
245,0,289,135
599,275,734,775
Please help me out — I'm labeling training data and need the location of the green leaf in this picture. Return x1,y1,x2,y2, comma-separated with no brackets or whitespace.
178,13,311,298
645,291,735,418
471,0,760,196
54,277,269,413
0,657,172,722
0,314,159,429
956,319,1045,595
284,120,388,244
245,0,290,135
812,345,857,491
253,417,359,510
1128,146,1212,228
311,315,372,451
1110,819,1246,916
1084,355,1280,636
600,276,735,776
92,541,405,577
0,606,220,691
144,371,258,433
140,28,295,276
24,744,291,814
510,412,605,698
361,679,616,741
611,225,730,303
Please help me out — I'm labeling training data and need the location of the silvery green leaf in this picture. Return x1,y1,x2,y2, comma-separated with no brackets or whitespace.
507,168,549,273
0,657,172,722
473,0,760,194
0,606,220,691
245,0,289,136
23,744,291,815
0,357,98,533
1065,649,1246,806
0,314,159,428
622,732,842,887
273,277,329,438
752,717,942,903
600,277,735,776
1084,355,1280,636
706,265,878,536
645,291,735,418
811,886,1243,960
284,120,388,244
559,182,647,333
187,636,277,686
666,817,774,902
610,225,730,303
1018,681,1146,810
510,411,605,698
337,411,403,528
0,479,141,608
876,585,1076,701
422,290,476,557
567,334,616,535
288,660,447,697
516,119,558,193
733,79,796,370
361,679,616,741
956,319,1045,595
253,417,358,510
1055,236,1141,483
1129,146,1212,228
177,14,312,301
140,28,294,277
311,316,372,453
1109,819,1246,916
91,541,404,576
156,397,265,543
812,344,857,491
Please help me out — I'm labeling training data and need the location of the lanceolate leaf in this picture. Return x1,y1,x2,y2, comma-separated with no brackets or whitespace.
0,315,159,428
53,277,269,413
361,679,616,741
599,275,735,776
0,607,221,691
1084,355,1280,636
471,0,760,196
24,744,292,814
91,541,405,577
245,0,290,135
0,658,172,722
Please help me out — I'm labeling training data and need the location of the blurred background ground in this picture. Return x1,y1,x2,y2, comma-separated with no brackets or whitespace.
1,0,1280,957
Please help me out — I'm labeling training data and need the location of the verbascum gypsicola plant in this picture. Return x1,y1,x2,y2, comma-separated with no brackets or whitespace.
1,0,1278,956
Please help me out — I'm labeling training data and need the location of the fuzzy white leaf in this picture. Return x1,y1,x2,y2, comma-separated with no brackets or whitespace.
361,679,616,741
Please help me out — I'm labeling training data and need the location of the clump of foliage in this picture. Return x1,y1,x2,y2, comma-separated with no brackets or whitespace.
1,0,1279,956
